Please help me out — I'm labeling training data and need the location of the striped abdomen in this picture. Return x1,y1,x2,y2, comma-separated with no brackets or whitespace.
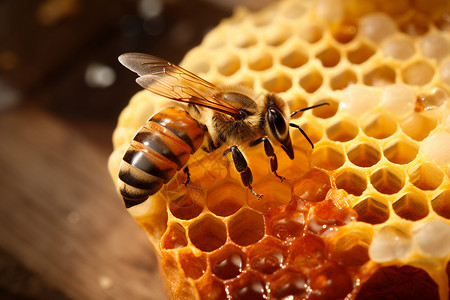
119,107,204,208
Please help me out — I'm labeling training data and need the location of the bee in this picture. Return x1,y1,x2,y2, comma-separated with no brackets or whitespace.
118,53,327,208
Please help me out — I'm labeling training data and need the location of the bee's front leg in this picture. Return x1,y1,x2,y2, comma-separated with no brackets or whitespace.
223,146,263,199
250,137,285,182
183,166,191,186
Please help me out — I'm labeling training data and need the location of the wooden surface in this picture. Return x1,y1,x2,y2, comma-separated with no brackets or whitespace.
0,0,260,298
0,106,166,299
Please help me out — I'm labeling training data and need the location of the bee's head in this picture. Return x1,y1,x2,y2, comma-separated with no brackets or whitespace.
264,94,294,159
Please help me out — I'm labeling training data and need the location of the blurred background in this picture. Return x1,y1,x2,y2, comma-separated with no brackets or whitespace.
0,0,273,299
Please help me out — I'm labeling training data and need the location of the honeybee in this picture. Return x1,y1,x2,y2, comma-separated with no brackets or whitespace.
118,53,327,208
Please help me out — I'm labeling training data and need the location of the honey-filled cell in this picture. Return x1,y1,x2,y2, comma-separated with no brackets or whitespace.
289,234,327,268
292,168,331,202
188,214,227,252
269,268,308,299
228,272,267,300
210,244,246,280
161,222,188,250
178,248,207,279
330,230,371,266
168,187,205,220
248,237,287,274
309,263,354,299
228,208,265,247
206,180,246,217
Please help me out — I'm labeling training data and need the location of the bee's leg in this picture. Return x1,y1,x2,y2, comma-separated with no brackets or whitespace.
250,137,285,182
289,123,314,148
223,146,263,199
183,166,191,186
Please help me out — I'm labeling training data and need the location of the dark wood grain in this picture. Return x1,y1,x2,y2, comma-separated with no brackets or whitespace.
0,106,167,299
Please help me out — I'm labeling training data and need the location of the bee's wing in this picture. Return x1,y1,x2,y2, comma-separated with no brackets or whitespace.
119,53,241,117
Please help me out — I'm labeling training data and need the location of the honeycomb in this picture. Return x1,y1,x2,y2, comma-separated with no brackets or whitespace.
109,0,450,298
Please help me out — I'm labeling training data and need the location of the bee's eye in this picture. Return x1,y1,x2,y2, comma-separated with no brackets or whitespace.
268,108,287,138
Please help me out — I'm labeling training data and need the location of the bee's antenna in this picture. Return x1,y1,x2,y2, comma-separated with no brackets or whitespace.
290,102,329,118
289,123,314,149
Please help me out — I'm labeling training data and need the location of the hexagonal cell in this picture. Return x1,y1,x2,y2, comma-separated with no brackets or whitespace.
188,214,227,252
275,147,311,179
292,118,323,145
370,166,405,195
335,168,367,196
187,153,228,188
216,53,241,76
378,0,409,15
299,69,323,93
359,13,398,43
346,141,382,167
161,222,188,249
347,43,375,64
382,36,415,60
331,20,357,44
431,190,450,219
408,163,444,191
248,237,287,274
262,71,292,93
210,244,246,280
312,98,339,119
247,50,273,71
292,168,331,202
420,33,450,61
229,272,267,300
400,114,437,141
234,31,258,48
280,48,308,68
316,46,341,68
169,187,204,220
330,230,371,266
326,119,359,142
288,96,308,120
298,24,323,43
399,14,430,36
353,196,390,225
247,177,291,213
356,266,439,300
311,143,345,171
289,234,326,268
363,65,396,86
309,263,353,299
228,208,265,246
393,191,429,221
362,112,398,139
402,60,435,86
195,277,227,300
415,87,448,112
264,23,291,46
179,248,207,279
369,225,413,262
330,69,358,90
206,180,246,217
279,0,307,19
269,268,308,299
268,211,305,241
383,139,419,165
